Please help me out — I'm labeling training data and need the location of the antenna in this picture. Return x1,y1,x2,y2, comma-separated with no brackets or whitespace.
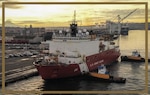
73,10,76,24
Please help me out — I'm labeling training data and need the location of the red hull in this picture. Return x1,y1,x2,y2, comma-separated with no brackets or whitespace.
86,48,120,71
34,48,120,80
36,64,81,79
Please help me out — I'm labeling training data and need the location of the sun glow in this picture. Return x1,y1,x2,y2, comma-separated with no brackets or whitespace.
1,0,148,27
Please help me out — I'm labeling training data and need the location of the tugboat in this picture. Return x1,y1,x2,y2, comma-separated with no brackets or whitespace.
33,11,120,80
121,50,146,62
88,64,126,83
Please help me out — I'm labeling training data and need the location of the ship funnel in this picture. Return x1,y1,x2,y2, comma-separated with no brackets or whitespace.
86,32,89,35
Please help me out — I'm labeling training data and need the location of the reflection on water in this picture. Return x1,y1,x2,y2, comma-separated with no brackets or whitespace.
5,61,147,93
120,30,146,51
3,30,150,94
41,76,111,91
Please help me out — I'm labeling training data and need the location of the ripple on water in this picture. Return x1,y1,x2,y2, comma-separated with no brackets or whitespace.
6,76,43,91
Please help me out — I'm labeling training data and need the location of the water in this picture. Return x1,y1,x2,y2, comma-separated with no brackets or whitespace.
2,30,150,94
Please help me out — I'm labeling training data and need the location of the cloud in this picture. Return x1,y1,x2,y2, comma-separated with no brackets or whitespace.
14,20,76,27
101,8,147,21
16,20,45,24
57,16,71,18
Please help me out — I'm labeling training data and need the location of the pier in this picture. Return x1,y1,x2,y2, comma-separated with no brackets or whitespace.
0,66,38,86
0,45,39,86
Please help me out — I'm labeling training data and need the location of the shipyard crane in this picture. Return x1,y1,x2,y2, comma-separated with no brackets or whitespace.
118,8,138,23
110,8,138,34
109,8,138,23
105,8,138,35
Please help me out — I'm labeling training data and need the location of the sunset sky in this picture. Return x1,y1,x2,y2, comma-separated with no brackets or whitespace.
0,0,149,27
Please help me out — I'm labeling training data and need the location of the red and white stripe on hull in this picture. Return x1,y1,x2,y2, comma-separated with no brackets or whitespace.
35,64,81,79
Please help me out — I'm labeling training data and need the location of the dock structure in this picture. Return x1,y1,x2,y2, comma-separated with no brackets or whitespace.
0,53,39,86
0,66,38,86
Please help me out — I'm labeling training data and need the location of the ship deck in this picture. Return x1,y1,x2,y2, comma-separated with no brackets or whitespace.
33,60,72,66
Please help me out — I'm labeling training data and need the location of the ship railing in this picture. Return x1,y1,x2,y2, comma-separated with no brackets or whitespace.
114,46,119,48
114,45,120,51
52,36,91,41
59,55,81,58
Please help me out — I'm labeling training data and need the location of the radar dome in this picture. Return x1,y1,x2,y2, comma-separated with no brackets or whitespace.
83,29,87,32
66,29,69,32
78,30,82,33
59,30,62,34
86,32,89,35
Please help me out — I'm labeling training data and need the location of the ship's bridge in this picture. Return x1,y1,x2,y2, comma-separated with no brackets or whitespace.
52,30,96,42
58,51,83,64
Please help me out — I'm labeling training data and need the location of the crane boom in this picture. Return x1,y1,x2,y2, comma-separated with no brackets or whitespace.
120,8,138,22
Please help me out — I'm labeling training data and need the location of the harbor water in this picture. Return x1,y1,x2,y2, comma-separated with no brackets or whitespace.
1,30,150,94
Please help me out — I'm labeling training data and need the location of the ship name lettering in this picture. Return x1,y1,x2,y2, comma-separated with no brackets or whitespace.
90,60,104,67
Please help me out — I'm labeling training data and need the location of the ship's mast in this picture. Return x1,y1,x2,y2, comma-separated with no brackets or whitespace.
70,10,78,37
73,10,76,24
